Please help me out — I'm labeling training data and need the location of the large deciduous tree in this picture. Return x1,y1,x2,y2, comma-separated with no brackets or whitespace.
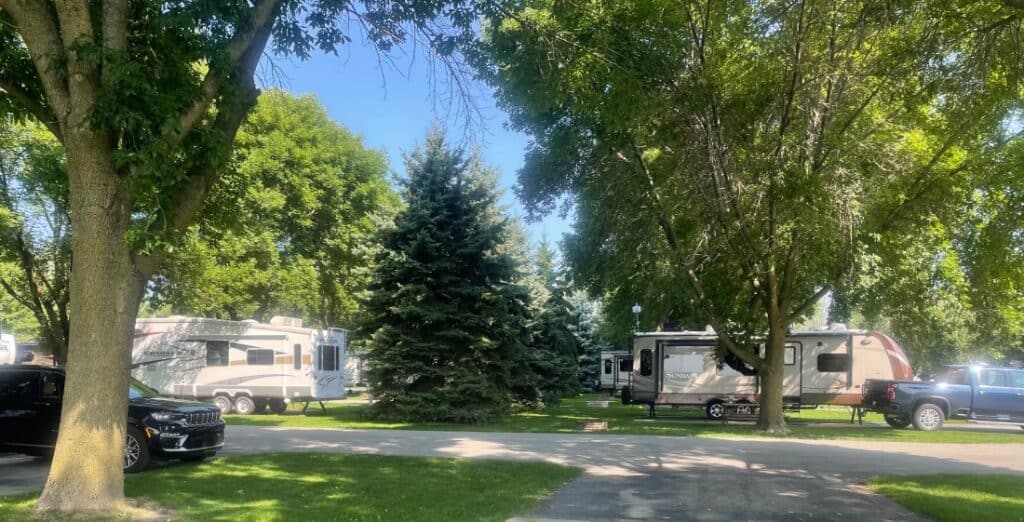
362,132,532,422
150,89,398,328
0,0,489,512
479,0,1023,432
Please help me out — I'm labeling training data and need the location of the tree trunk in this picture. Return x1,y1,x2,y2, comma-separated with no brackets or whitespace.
36,140,143,512
756,319,789,433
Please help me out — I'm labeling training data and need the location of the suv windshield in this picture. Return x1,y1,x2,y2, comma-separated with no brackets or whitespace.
128,379,160,399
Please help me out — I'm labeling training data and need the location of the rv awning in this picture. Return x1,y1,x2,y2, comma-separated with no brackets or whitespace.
182,335,288,341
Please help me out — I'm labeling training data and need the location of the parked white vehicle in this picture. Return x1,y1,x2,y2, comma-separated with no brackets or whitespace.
623,324,914,419
131,316,347,415
598,350,632,392
0,334,16,365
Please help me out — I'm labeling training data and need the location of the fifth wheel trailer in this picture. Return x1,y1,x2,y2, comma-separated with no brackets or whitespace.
622,326,913,419
598,350,633,392
131,316,348,415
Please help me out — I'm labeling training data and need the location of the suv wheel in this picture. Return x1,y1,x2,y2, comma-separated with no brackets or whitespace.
212,396,233,415
912,403,944,431
233,396,256,415
124,427,151,473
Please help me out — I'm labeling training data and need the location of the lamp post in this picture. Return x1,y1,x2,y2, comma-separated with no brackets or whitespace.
631,303,642,332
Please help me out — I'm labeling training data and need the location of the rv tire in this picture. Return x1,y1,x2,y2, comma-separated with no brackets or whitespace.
620,386,631,405
212,395,233,415
268,399,288,414
884,414,912,429
233,396,257,415
706,400,725,420
253,399,267,414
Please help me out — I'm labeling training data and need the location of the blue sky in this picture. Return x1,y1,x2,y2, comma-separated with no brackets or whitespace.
257,40,572,247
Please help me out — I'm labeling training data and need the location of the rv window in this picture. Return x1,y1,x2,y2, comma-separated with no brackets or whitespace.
246,349,275,366
604,360,612,374
640,349,653,376
293,344,302,370
784,346,796,366
816,353,849,373
205,341,229,367
619,358,633,372
318,345,339,372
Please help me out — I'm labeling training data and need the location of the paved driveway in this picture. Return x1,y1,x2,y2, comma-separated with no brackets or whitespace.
5,427,1024,520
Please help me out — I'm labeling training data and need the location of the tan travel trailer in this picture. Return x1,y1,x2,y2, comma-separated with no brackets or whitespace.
131,316,348,415
598,350,633,392
623,326,913,419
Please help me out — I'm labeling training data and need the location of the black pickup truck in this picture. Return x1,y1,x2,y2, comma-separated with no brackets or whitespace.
862,364,1024,431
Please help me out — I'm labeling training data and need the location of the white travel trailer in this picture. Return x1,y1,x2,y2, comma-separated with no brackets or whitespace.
0,334,16,365
598,350,633,392
345,350,367,388
131,316,348,415
623,325,914,419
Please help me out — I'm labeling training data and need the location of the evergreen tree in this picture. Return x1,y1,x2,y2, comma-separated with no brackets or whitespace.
527,240,582,403
570,292,613,391
362,132,531,423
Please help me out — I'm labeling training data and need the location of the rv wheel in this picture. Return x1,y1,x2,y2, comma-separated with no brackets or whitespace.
212,396,233,415
706,400,726,420
268,399,288,414
233,396,257,415
735,402,755,416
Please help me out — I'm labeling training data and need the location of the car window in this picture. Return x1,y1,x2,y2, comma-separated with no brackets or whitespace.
937,367,970,385
980,369,1008,387
0,371,37,400
40,372,62,399
1009,370,1024,389
128,378,160,399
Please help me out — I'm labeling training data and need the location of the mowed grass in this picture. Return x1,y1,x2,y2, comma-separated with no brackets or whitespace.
0,453,580,521
869,474,1024,522
226,394,1024,443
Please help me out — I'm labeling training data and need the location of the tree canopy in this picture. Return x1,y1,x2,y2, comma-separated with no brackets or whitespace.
150,90,398,328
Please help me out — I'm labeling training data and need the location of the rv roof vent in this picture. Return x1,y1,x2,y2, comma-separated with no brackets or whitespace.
827,323,847,331
270,316,303,328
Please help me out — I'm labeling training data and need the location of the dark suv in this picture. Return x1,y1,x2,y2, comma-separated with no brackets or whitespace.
0,365,225,472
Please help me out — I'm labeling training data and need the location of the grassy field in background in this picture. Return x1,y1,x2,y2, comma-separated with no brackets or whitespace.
869,474,1024,521
0,453,580,521
225,394,1024,443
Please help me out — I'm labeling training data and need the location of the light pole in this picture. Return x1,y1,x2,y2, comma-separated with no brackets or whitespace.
631,303,642,332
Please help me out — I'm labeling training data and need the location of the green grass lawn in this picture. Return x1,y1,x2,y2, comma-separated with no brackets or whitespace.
225,394,1024,443
869,474,1024,521
0,453,580,521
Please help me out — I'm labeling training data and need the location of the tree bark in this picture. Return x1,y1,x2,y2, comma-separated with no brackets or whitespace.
36,136,143,512
756,317,789,433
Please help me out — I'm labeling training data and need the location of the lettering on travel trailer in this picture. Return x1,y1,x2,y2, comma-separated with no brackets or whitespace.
598,350,633,392
131,316,348,414
624,325,913,419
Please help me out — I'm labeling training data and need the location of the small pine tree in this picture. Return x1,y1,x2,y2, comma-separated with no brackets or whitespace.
362,132,531,423
570,292,613,391
528,240,582,403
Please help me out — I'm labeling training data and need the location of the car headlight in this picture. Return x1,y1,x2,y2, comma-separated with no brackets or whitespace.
150,412,183,423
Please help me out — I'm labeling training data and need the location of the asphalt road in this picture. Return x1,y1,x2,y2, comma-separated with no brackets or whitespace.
5,427,1024,521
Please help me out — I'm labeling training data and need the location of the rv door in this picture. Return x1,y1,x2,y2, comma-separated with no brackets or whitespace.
311,344,345,400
